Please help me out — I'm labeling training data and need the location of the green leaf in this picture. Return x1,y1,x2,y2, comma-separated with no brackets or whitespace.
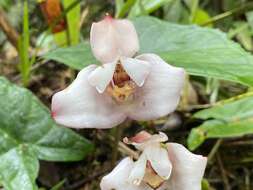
115,0,125,17
128,0,173,18
202,179,213,190
0,147,39,190
63,0,80,45
50,179,66,190
53,31,68,47
192,8,213,27
246,11,253,32
194,97,253,120
187,96,253,150
115,0,125,13
229,21,252,51
134,16,253,86
187,127,206,151
0,77,93,190
42,16,253,86
116,0,136,18
163,0,187,23
42,42,97,70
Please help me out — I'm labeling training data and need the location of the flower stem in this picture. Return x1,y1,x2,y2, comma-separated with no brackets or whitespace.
200,2,253,26
207,139,222,164
118,141,139,160
111,126,123,166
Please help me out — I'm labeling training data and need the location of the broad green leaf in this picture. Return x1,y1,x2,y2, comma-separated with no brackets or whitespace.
194,97,253,120
42,42,98,70
0,147,39,190
187,96,253,150
0,77,93,190
163,0,187,23
134,16,253,86
43,16,253,86
128,0,173,18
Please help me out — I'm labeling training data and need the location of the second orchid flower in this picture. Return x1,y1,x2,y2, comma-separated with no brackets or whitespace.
101,131,207,190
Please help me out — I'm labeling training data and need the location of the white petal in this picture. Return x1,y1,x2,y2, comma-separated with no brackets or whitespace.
100,157,132,190
100,157,146,190
124,131,152,144
166,143,207,190
113,19,139,57
145,145,172,180
121,57,151,87
90,17,119,63
88,62,116,93
125,132,168,151
144,132,168,144
51,65,126,129
90,17,139,63
128,153,147,186
128,54,185,121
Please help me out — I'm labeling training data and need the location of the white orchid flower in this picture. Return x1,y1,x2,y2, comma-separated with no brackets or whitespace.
51,16,185,129
101,131,207,190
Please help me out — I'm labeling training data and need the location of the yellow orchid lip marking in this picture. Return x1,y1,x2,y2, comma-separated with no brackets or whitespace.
106,63,137,103
143,161,165,189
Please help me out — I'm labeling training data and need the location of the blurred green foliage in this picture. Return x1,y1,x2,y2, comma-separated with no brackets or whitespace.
2,0,253,189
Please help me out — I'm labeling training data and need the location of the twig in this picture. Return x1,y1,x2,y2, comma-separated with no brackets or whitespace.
111,127,122,166
208,139,222,164
215,91,253,106
200,2,253,26
65,132,139,189
186,103,212,110
244,168,250,190
216,153,230,190
0,7,19,49
65,167,110,190
118,141,139,160
105,129,139,160
223,140,253,146
79,5,89,29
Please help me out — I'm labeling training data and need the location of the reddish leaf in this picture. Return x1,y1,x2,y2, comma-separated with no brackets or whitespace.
40,0,66,33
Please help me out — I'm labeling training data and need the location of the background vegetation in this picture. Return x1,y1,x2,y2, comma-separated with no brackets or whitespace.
1,0,253,189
